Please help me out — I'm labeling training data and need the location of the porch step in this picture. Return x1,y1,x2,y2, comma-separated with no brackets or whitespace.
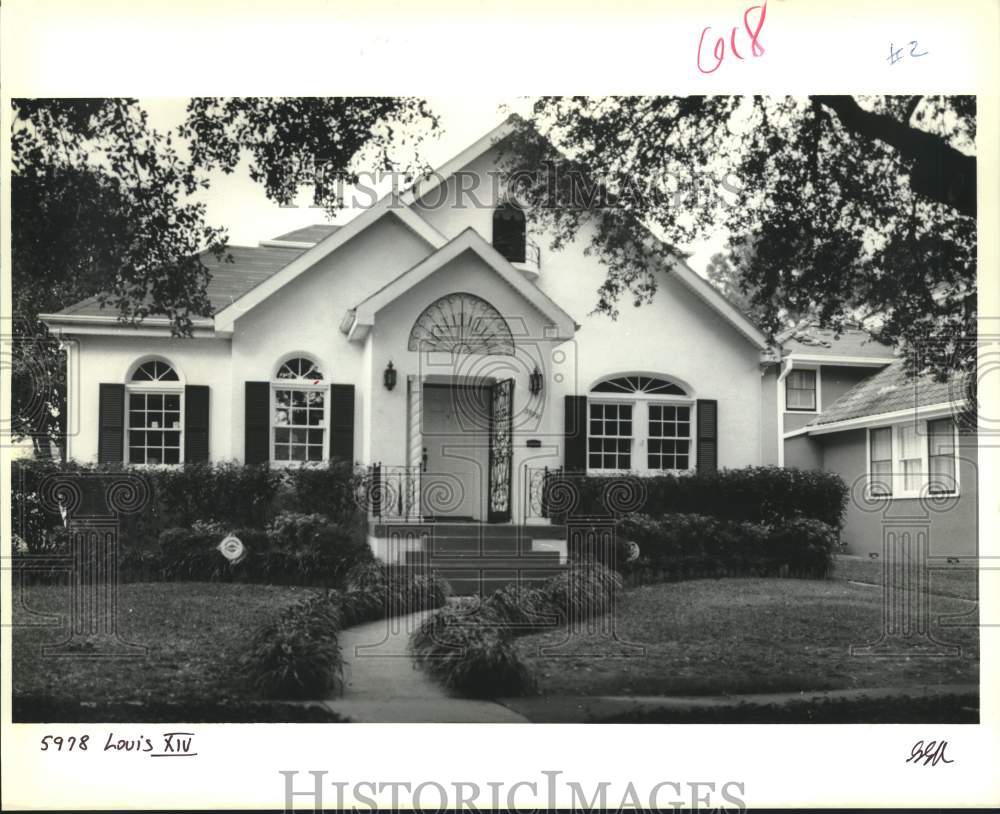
405,549,566,596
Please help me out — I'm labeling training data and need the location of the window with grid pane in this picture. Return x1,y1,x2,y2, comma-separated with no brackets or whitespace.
272,357,326,463
786,369,817,410
587,402,632,470
927,418,957,494
898,423,922,491
647,403,690,470
273,388,325,462
128,392,182,464
869,427,893,496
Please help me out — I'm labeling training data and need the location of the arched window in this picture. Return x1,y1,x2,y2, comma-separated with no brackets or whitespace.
127,358,182,465
587,374,692,473
408,293,514,355
492,202,527,263
272,356,326,463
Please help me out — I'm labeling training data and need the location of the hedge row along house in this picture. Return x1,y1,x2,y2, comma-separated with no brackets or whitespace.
41,118,977,569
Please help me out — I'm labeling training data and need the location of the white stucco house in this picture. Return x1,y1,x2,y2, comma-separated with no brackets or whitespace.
41,118,975,566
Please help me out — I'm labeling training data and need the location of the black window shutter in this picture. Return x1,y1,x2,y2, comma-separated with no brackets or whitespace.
244,381,270,465
184,385,210,463
696,399,718,473
330,384,355,463
564,395,588,473
98,383,125,464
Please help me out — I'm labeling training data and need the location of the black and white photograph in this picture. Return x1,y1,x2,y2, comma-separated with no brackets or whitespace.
2,0,998,811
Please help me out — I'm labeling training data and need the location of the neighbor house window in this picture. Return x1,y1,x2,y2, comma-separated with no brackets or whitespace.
868,419,959,498
587,374,693,474
927,418,958,494
785,369,817,411
272,356,326,463
869,427,893,497
127,359,182,465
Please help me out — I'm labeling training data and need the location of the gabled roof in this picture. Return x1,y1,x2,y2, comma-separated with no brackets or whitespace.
40,245,308,326
213,195,447,332
806,360,966,429
344,227,578,341
269,224,342,244
779,324,896,361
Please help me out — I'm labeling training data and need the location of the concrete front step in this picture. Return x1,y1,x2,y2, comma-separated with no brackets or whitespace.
370,522,567,540
434,567,566,596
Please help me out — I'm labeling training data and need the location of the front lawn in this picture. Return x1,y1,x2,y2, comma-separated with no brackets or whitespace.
12,581,340,721
514,578,979,697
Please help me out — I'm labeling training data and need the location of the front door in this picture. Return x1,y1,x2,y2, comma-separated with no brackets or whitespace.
421,384,489,520
487,378,514,523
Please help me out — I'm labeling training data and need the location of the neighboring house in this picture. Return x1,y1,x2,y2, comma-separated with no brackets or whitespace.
40,118,976,563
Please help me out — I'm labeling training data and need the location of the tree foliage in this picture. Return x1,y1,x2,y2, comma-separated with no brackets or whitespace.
11,97,437,455
504,96,976,378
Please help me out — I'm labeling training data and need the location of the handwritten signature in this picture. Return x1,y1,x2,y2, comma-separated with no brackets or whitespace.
697,2,767,74
907,739,953,767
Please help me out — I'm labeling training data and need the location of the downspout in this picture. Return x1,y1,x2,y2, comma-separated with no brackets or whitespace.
776,357,793,468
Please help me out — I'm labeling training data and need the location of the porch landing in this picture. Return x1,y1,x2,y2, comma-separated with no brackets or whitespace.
368,522,569,595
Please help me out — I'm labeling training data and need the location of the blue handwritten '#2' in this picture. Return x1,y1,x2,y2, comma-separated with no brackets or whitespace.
888,40,929,65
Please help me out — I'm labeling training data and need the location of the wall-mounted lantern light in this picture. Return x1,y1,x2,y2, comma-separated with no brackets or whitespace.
529,365,543,395
383,361,397,391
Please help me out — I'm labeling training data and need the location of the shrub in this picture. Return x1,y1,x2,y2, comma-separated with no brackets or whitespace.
156,462,283,528
267,512,373,585
543,561,622,622
242,597,344,699
410,603,536,698
277,459,362,525
548,466,849,529
157,527,223,579
482,584,559,631
617,512,838,580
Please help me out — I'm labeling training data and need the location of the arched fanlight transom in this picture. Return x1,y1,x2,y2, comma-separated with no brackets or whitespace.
276,357,324,381
131,359,179,382
590,375,687,396
408,293,515,355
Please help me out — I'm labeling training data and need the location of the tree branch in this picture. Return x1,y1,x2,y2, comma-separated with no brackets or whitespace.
814,95,976,217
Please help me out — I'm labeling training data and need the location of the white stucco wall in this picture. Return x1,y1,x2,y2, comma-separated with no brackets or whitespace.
67,334,232,462
64,140,765,477
413,145,765,469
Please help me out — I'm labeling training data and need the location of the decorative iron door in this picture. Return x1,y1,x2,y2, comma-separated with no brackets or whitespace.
487,378,514,523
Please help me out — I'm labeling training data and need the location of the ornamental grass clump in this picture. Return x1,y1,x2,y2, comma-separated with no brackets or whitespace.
242,595,344,699
410,602,536,698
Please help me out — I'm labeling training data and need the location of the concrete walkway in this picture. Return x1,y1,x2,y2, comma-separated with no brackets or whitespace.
321,609,529,723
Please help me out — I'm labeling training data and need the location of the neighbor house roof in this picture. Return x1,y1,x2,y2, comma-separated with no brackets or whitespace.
42,244,309,323
779,325,895,360
269,224,341,244
807,360,966,429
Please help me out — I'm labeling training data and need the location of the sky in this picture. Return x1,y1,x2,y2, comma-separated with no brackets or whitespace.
142,97,723,274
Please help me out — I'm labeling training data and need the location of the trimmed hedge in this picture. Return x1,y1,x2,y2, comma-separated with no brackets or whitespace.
547,466,848,529
616,513,839,581
410,562,621,698
11,458,364,550
11,459,368,585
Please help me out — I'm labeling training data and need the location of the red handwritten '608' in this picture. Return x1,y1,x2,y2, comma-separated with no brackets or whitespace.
697,2,767,74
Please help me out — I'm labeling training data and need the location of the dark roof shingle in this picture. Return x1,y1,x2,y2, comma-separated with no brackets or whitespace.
808,360,966,427
270,224,341,244
780,325,895,359
49,244,308,319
